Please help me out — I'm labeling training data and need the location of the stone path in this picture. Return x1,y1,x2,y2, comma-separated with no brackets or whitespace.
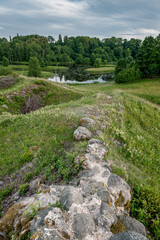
0,117,148,240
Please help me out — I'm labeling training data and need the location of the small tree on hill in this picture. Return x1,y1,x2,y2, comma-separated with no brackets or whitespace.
28,57,41,77
94,58,102,68
2,57,9,67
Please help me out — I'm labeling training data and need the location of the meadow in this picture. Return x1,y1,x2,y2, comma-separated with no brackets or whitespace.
0,76,160,239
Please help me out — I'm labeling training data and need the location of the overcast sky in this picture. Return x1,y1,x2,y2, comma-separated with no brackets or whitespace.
0,0,160,40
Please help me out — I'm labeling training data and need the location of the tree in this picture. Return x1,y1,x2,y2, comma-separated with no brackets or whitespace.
115,58,127,74
94,58,102,68
28,57,41,77
2,56,9,67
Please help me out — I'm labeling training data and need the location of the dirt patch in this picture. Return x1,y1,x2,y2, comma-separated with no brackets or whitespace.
21,95,42,114
0,76,18,89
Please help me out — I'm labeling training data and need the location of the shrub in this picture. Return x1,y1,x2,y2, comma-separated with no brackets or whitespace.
0,67,12,76
1,57,9,67
28,57,41,77
115,66,141,83
94,58,102,68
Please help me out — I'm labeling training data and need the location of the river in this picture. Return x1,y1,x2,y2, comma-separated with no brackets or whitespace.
48,66,114,84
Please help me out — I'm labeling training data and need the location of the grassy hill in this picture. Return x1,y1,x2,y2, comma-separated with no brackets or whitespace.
0,76,160,239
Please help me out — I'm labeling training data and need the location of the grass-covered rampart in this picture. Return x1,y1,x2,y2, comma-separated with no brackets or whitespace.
0,77,160,239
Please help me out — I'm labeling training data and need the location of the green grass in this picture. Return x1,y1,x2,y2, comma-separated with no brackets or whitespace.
0,77,160,239
72,78,160,239
0,77,83,115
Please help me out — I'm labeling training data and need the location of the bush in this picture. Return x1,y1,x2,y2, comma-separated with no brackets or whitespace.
94,58,102,68
0,67,12,76
1,57,9,67
115,66,141,83
28,57,41,77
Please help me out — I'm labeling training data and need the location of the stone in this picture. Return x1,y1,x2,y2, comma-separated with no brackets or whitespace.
2,105,8,109
60,186,83,210
73,126,93,141
97,215,110,231
86,138,108,160
109,231,149,240
30,208,52,234
43,229,64,240
100,203,117,227
107,174,131,210
11,192,20,201
97,187,110,203
119,216,146,236
79,117,96,128
73,213,95,240
0,181,3,186
29,178,40,194
101,169,110,178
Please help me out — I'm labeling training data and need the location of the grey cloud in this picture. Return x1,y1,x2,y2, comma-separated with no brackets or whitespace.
0,0,159,39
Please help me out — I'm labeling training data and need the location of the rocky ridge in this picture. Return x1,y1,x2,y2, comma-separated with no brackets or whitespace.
0,117,148,240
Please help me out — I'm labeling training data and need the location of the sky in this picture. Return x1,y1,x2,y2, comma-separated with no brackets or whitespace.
0,0,160,40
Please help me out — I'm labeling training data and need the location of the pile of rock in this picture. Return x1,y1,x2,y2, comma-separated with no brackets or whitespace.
0,117,148,240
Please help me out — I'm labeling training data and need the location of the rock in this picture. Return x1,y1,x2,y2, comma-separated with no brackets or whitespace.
97,187,110,203
73,127,93,141
97,215,110,231
119,216,146,236
29,178,40,194
73,213,95,240
60,186,83,210
0,181,3,186
30,208,52,234
101,169,110,178
2,105,8,109
100,203,117,227
43,229,64,240
86,138,108,160
11,192,20,201
109,231,149,240
107,95,112,100
79,117,96,128
107,174,131,211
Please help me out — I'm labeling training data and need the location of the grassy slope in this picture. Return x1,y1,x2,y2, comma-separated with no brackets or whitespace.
72,79,160,239
0,77,160,239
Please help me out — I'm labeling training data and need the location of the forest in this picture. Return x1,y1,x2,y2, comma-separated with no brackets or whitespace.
0,34,160,83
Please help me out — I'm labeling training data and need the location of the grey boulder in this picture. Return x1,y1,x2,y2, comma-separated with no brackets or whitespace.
60,186,83,210
119,216,146,236
73,126,93,141
73,213,95,240
109,231,149,240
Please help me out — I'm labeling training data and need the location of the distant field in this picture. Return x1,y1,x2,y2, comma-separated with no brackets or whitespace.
9,64,67,72
85,65,115,73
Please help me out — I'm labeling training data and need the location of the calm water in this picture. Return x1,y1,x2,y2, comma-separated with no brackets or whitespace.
48,67,114,84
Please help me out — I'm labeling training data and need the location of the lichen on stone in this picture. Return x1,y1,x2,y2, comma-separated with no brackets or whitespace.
110,219,126,234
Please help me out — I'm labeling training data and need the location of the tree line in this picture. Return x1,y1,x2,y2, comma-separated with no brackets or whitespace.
115,35,160,83
0,34,141,66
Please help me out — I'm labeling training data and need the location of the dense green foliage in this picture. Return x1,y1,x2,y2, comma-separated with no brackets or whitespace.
0,34,141,66
1,57,9,67
28,56,41,77
0,67,12,76
115,66,141,83
137,36,160,77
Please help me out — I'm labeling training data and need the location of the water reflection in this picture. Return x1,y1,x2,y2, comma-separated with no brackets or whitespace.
48,67,114,84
